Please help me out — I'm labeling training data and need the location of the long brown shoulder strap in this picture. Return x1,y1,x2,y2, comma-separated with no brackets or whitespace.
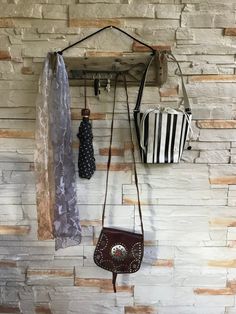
102,74,144,235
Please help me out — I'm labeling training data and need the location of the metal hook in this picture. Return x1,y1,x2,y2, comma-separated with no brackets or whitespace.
105,78,111,93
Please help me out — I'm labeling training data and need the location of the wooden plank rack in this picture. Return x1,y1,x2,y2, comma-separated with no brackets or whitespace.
65,43,171,87
66,53,150,87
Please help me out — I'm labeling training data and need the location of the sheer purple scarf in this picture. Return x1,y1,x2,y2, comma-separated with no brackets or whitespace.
35,52,81,250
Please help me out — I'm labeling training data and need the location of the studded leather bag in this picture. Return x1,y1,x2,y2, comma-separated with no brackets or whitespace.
93,74,144,293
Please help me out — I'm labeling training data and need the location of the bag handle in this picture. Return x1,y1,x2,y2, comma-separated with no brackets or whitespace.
102,73,144,235
134,52,191,114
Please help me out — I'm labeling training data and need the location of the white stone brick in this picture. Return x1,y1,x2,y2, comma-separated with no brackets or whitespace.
0,243,55,256
188,83,236,98
0,150,34,163
191,142,231,150
26,275,74,287
155,4,183,19
0,61,14,74
228,187,236,206
129,267,173,286
174,44,236,55
174,55,235,64
77,170,131,204
227,228,236,241
129,0,181,3
195,150,230,164
124,188,227,206
69,4,155,19
79,0,121,2
22,45,68,58
42,5,67,20
175,246,236,261
0,91,37,108
135,28,176,45
80,204,134,223
130,175,209,189
146,245,174,259
157,307,225,314
199,129,236,142
226,268,236,283
134,286,195,306
136,163,209,175
0,268,25,281
137,204,211,217
181,12,235,28
140,216,208,233
231,156,236,164
192,103,233,120
0,204,23,221
124,18,180,29
0,119,35,130
195,295,234,307
69,303,124,314
181,149,199,163
226,307,236,314
191,29,231,45
37,26,81,34
0,139,35,150
2,171,35,184
209,165,236,180
174,267,227,287
0,4,42,18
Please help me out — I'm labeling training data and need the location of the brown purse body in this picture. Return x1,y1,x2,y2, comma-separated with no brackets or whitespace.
93,74,144,292
94,228,143,285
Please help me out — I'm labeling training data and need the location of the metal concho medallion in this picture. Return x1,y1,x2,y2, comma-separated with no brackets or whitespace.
111,244,127,261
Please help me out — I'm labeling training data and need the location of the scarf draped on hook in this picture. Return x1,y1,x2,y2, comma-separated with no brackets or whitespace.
35,52,82,250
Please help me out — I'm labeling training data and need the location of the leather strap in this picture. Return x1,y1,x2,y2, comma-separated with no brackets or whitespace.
102,73,144,235
134,55,154,112
169,52,191,113
134,52,191,114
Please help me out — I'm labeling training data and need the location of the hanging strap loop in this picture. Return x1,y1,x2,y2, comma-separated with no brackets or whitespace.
58,25,155,55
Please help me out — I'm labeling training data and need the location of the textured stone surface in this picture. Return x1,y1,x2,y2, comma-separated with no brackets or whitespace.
69,18,122,28
181,12,235,28
195,150,230,164
224,28,236,36
69,4,155,19
0,1,236,313
0,51,11,60
190,75,236,82
197,120,236,129
42,5,67,20
155,4,183,19
0,225,30,235
0,4,42,18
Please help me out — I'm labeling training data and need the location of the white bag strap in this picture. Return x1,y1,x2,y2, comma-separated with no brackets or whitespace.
134,52,191,114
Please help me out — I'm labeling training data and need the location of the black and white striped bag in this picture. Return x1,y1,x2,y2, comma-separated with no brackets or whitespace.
134,53,192,164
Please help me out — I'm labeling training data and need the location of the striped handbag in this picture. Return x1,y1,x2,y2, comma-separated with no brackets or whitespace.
133,53,192,164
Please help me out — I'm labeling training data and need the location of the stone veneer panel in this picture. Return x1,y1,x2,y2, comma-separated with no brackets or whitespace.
0,1,236,313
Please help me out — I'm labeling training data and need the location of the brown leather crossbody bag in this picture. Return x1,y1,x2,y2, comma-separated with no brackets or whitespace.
93,74,144,293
